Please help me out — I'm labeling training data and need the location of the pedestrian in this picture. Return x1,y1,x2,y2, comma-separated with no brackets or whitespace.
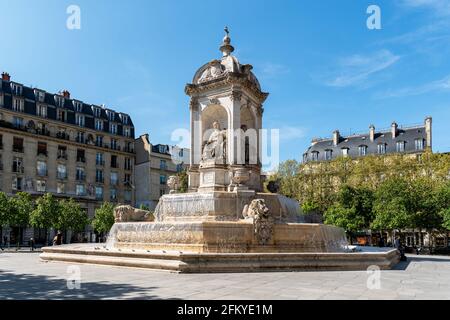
55,231,63,246
29,237,34,251
3,235,7,247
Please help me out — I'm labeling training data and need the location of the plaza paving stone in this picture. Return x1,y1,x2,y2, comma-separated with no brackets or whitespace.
0,252,449,300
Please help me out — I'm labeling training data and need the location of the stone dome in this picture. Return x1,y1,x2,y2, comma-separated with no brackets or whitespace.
191,28,262,91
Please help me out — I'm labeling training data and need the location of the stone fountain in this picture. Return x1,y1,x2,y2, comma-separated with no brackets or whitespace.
40,29,399,272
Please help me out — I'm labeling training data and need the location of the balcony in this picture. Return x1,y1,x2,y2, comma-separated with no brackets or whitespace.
57,173,68,180
96,177,104,184
56,132,70,140
76,157,86,163
37,169,48,177
13,146,24,153
111,162,118,169
124,146,134,153
76,173,86,181
75,137,86,144
124,165,132,171
36,128,50,137
37,150,48,157
96,159,105,166
57,152,68,160
12,166,24,174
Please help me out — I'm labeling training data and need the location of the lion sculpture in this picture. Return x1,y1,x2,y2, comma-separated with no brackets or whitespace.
242,199,273,245
114,205,154,223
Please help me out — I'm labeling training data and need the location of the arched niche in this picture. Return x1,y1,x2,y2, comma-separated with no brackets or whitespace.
200,104,228,140
240,104,256,130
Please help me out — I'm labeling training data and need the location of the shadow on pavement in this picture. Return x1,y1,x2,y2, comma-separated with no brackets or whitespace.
392,254,450,271
0,270,172,300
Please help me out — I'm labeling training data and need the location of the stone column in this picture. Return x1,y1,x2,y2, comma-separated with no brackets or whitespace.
229,91,242,165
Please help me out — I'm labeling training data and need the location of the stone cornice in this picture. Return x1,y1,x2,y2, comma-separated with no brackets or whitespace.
185,73,269,104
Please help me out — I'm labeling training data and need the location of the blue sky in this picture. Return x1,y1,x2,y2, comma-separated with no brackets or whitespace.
1,0,449,164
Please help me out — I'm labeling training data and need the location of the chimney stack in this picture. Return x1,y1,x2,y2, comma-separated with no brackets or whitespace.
425,116,432,150
1,72,10,81
369,125,375,142
391,121,398,139
332,130,340,146
61,90,70,98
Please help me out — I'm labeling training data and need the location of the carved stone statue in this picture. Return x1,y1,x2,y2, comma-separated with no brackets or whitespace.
114,205,154,222
167,175,180,194
201,121,227,164
242,199,273,245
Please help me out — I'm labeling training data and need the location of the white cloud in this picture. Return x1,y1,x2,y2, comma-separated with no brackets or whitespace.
324,50,400,88
279,126,306,141
376,74,450,98
401,0,450,15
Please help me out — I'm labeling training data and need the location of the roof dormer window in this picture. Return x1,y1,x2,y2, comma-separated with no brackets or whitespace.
93,107,102,118
311,151,319,161
107,110,115,121
73,101,83,113
10,83,22,96
396,141,406,153
120,114,129,125
34,90,45,102
55,95,64,108
325,149,333,160
358,145,368,156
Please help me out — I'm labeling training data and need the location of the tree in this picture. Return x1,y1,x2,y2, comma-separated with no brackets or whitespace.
177,169,189,193
8,192,33,228
30,193,59,243
324,204,364,233
57,198,89,235
0,192,11,228
91,202,115,234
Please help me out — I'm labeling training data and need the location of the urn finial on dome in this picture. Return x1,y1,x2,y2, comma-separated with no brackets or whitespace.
220,26,234,56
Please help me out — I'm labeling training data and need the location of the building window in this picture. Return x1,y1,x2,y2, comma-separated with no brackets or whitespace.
160,175,167,185
124,173,131,185
358,145,368,156
96,153,104,166
12,117,23,129
311,151,319,161
377,143,386,155
96,169,104,183
57,145,67,160
37,142,47,156
36,180,46,192
12,98,24,112
124,190,132,203
74,101,83,112
123,127,131,137
76,167,85,181
110,139,118,150
13,137,24,153
121,114,129,125
110,172,118,186
325,150,333,160
95,135,103,147
36,104,47,118
160,159,167,170
76,131,85,144
76,184,86,196
57,164,67,179
57,182,65,194
95,186,103,200
55,96,64,108
158,145,167,154
110,188,117,201
415,139,424,151
107,110,115,121
57,109,67,122
75,114,85,127
36,161,47,176
111,155,118,168
396,141,405,153
93,107,101,118
0,93,4,107
34,90,45,102
12,157,24,173
11,83,23,95
341,148,349,157
124,157,131,170
76,149,86,162
110,123,117,135
95,119,103,131
303,153,308,163
12,177,23,191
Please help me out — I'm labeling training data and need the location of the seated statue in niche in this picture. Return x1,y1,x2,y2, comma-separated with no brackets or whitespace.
201,121,227,165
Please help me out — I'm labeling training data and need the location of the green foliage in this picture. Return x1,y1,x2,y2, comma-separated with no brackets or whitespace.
30,193,59,230
56,198,89,233
8,192,33,227
442,208,450,231
275,152,450,232
177,169,189,193
0,192,11,227
91,202,115,234
139,203,150,211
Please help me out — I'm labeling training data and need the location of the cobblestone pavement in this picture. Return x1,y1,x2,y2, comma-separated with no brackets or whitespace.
1,253,449,300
